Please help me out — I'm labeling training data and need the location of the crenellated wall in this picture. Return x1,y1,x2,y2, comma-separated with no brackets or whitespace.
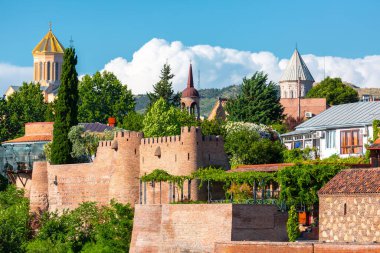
27,127,229,212
139,126,229,204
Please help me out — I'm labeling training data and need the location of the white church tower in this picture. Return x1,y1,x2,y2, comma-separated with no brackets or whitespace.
279,49,315,98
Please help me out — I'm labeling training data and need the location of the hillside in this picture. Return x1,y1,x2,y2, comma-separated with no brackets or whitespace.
134,85,241,117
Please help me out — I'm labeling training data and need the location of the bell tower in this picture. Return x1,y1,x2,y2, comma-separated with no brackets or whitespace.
181,64,200,120
32,24,65,89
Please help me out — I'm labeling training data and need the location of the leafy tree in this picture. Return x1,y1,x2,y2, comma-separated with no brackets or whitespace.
287,205,300,242
121,111,145,131
50,47,79,164
78,71,135,125
45,101,56,122
0,185,30,253
225,71,284,124
0,96,11,142
147,63,180,107
306,77,359,105
27,201,134,252
200,119,225,136
4,82,47,141
143,98,197,137
68,126,100,162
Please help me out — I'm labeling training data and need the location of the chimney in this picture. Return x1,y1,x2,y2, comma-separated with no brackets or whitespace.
108,117,116,127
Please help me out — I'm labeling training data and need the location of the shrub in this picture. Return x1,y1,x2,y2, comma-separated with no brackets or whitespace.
287,205,300,242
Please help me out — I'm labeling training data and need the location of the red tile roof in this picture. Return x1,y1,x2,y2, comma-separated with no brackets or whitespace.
319,168,380,195
229,163,294,173
368,138,380,150
3,135,52,143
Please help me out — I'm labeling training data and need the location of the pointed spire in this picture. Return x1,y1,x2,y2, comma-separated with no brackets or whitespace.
280,48,314,82
187,63,194,88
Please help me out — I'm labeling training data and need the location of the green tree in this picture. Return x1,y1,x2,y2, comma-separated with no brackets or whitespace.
147,63,180,107
0,185,30,253
143,98,197,137
68,126,99,162
121,111,145,131
200,119,226,136
224,127,284,167
225,71,284,124
0,96,11,142
27,201,134,252
306,77,359,105
4,82,47,141
287,205,300,242
50,47,79,164
78,71,135,125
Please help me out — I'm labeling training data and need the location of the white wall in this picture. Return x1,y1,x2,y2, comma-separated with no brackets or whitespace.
319,126,372,159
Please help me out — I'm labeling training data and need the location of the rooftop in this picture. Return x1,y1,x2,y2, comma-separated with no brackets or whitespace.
280,49,314,83
295,101,380,130
319,168,380,195
32,29,65,55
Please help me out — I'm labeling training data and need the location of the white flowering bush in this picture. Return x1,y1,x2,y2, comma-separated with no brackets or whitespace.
224,121,274,139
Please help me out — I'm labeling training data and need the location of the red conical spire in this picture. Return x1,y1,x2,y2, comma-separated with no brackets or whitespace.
187,64,194,88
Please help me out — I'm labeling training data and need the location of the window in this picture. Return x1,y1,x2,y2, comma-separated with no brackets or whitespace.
340,129,363,154
344,203,347,215
47,62,51,80
55,62,59,80
326,131,336,149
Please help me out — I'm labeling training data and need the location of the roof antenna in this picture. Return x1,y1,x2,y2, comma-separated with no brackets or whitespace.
49,21,52,31
69,36,74,48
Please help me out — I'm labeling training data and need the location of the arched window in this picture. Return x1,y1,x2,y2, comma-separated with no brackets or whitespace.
47,62,51,80
290,90,293,98
39,62,43,80
55,63,59,80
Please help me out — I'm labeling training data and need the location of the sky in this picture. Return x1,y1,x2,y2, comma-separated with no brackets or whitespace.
1,0,380,94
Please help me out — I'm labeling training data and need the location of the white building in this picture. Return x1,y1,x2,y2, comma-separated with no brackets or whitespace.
281,102,380,159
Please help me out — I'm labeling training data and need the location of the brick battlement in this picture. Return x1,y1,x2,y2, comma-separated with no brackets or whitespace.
141,135,181,145
26,126,229,213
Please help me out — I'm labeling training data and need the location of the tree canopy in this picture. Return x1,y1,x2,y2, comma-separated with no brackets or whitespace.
225,71,284,124
1,82,47,142
306,77,359,105
51,47,79,164
121,111,145,132
142,98,196,137
147,63,180,107
78,71,135,125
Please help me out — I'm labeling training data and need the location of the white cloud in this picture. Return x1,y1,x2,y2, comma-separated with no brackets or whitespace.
0,63,33,94
103,38,380,94
2,38,380,95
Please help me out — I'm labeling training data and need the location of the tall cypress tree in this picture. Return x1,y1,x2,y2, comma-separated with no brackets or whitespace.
50,48,79,164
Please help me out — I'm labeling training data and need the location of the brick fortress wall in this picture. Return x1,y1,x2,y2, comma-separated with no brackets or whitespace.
28,127,228,212
129,204,288,253
139,126,229,204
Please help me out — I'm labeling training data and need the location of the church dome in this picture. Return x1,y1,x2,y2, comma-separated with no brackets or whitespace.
182,87,199,97
280,49,314,82
32,29,64,55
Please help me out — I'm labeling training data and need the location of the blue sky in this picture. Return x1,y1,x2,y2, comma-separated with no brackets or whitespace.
1,0,380,94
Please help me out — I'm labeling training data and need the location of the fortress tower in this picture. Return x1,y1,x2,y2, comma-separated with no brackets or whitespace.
279,48,315,98
181,64,200,120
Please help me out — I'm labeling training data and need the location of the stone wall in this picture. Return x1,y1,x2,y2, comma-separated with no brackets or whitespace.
214,242,380,253
319,194,380,243
130,204,288,253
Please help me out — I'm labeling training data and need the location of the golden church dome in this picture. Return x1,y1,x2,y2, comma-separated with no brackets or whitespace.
32,29,65,55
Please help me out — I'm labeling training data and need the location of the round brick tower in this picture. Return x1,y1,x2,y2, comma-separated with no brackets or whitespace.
108,131,143,206
181,64,200,120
